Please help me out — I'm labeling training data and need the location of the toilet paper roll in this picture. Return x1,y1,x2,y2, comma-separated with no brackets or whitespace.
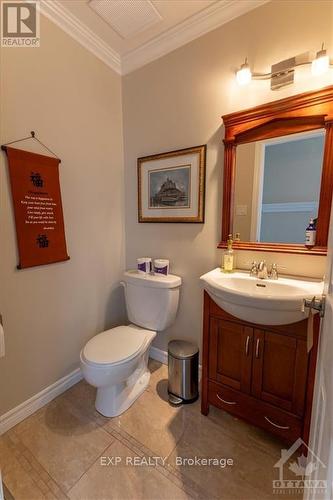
0,322,5,358
137,257,152,274
154,259,169,275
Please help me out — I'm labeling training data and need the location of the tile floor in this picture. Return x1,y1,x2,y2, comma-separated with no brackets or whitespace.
0,360,302,500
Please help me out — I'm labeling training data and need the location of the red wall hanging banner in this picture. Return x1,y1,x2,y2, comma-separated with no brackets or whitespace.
5,147,69,269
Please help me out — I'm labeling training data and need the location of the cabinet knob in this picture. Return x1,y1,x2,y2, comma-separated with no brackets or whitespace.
245,335,250,356
255,338,261,358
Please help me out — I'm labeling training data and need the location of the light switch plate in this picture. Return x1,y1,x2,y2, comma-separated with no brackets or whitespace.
236,205,248,216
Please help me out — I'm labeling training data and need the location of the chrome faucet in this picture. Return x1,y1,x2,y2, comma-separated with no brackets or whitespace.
249,261,279,279
250,261,258,277
257,261,268,279
270,263,279,280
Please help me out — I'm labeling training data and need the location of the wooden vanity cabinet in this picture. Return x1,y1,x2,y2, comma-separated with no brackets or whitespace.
201,292,319,444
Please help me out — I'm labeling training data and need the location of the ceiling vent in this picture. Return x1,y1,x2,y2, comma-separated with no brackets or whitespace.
88,0,162,39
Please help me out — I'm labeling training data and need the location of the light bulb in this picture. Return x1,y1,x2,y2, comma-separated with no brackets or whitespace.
236,60,252,86
312,45,329,76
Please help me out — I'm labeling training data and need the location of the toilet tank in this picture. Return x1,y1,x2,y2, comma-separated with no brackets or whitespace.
122,270,181,331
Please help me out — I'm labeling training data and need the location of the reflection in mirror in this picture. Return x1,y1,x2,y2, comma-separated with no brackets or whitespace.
233,130,325,244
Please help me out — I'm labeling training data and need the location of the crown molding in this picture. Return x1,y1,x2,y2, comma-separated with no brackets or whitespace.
40,0,122,74
122,0,269,74
39,0,269,76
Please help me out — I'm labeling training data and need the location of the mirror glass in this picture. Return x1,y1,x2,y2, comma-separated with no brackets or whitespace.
233,130,325,244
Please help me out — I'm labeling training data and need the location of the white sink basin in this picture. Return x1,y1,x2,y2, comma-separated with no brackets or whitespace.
200,268,324,325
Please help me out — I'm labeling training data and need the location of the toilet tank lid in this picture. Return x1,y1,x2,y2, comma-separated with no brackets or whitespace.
123,270,181,289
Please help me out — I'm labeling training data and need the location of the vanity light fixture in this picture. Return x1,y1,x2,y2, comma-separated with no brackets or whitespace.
312,43,330,76
236,58,252,86
236,43,332,90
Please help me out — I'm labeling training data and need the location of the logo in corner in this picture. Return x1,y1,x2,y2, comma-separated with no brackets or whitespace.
1,1,40,47
273,437,327,495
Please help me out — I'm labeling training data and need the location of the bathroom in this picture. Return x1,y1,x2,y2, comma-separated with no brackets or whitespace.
0,0,333,498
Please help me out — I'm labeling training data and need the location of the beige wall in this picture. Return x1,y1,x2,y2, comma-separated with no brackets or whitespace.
0,16,126,414
123,0,332,352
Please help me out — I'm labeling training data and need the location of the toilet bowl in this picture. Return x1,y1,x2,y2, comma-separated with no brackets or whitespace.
80,324,156,417
80,270,181,417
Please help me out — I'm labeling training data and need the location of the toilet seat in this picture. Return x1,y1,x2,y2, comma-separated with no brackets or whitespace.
81,324,154,367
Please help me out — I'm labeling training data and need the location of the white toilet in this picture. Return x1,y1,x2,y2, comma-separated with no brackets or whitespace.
80,270,181,417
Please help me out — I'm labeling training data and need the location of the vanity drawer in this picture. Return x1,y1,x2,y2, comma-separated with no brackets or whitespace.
208,380,302,443
208,381,245,412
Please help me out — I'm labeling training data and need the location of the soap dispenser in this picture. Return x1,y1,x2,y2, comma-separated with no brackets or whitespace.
305,218,316,247
223,234,234,273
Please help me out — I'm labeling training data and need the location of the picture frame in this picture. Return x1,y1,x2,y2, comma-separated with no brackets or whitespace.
138,145,206,223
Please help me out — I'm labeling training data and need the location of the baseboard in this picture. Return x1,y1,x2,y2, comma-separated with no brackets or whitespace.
1,346,200,435
0,368,82,436
149,346,168,365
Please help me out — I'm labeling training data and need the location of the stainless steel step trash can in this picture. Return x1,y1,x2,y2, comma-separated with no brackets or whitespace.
168,340,199,405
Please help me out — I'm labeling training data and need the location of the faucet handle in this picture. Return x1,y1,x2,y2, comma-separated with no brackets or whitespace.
250,261,258,277
270,263,278,280
257,260,268,279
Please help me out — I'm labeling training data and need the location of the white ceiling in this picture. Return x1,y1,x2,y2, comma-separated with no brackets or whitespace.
63,0,217,54
88,0,163,40
40,0,269,75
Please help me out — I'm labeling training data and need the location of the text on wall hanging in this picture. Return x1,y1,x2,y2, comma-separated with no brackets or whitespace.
5,147,69,269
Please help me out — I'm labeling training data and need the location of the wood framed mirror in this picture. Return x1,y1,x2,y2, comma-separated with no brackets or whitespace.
219,86,333,255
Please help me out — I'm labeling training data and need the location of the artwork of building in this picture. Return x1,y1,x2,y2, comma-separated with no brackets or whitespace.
152,178,187,206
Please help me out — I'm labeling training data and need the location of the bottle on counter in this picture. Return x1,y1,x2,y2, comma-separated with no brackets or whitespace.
223,234,234,273
305,218,316,247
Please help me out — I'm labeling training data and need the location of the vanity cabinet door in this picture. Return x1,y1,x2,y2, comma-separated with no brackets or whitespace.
209,318,253,394
251,329,308,416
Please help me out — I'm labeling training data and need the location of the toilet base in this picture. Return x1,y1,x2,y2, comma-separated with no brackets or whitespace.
95,369,150,417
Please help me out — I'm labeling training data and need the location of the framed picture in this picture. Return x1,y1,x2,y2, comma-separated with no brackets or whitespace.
138,145,206,223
